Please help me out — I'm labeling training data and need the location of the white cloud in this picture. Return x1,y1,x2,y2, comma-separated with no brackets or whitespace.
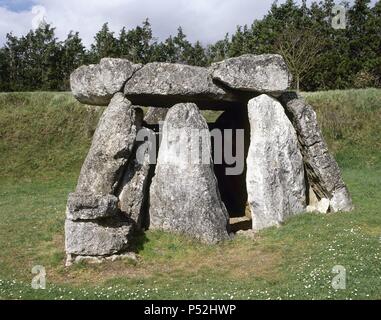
31,5,47,30
0,6,33,42
0,0,276,46
0,0,377,47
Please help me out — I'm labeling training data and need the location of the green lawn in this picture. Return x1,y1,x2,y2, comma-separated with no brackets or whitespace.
0,89,380,300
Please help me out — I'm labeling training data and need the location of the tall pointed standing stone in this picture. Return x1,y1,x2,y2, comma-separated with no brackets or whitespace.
149,103,230,243
246,94,306,231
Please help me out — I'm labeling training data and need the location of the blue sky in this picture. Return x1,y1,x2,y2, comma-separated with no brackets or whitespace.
0,0,378,47
0,0,35,12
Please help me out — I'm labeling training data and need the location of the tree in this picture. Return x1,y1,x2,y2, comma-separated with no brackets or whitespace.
0,48,10,91
275,27,323,91
228,25,255,57
152,27,194,64
187,41,208,67
206,34,230,63
369,0,381,86
347,0,380,87
172,27,193,63
118,19,155,63
60,32,86,90
5,23,61,91
0,0,380,92
91,23,118,61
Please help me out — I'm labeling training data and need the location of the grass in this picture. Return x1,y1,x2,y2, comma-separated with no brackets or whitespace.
0,89,380,300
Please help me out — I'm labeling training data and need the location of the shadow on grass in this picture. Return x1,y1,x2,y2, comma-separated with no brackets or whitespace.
128,229,150,253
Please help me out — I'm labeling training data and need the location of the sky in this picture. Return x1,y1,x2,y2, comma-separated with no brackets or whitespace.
0,0,378,47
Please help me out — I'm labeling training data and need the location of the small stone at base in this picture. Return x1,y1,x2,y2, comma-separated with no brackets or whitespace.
65,252,138,266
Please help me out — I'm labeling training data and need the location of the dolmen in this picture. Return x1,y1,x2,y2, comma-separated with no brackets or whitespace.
65,54,353,265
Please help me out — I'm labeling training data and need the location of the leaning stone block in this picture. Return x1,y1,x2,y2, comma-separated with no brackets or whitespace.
149,103,230,243
65,217,133,256
246,94,306,231
75,93,142,195
70,58,141,106
66,193,119,221
279,92,353,212
210,54,291,95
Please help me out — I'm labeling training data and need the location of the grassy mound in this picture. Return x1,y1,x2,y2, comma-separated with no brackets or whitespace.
0,89,379,181
0,92,103,180
0,89,380,299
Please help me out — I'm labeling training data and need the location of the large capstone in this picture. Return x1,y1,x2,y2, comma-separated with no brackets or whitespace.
246,94,306,231
75,93,142,195
65,217,133,256
70,58,141,106
124,62,241,110
149,103,230,243
210,54,291,96
66,193,119,221
279,93,353,212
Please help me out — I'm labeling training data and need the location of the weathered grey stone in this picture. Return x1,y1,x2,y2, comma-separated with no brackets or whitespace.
306,186,329,214
330,187,353,212
149,103,230,243
143,107,168,125
316,198,330,213
66,193,119,221
65,252,138,266
71,58,141,106
117,130,154,230
124,62,241,109
279,92,353,212
65,217,133,256
75,93,142,195
307,196,330,214
210,54,291,95
246,94,306,231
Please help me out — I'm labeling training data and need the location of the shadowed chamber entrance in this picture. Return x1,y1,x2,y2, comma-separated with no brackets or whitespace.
210,106,252,232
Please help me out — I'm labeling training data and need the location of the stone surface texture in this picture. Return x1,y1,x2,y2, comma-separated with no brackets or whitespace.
124,62,241,109
66,193,119,221
246,94,306,231
117,134,154,230
65,217,134,256
149,103,230,243
143,107,169,125
71,58,141,106
280,92,353,212
75,93,141,196
210,54,291,95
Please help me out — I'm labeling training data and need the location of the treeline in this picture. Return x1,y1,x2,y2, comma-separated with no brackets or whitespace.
0,0,380,92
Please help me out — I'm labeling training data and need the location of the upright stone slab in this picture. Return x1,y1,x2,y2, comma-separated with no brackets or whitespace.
279,93,353,212
70,58,141,106
149,103,230,243
117,129,155,230
246,94,306,231
210,54,291,96
75,93,142,195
